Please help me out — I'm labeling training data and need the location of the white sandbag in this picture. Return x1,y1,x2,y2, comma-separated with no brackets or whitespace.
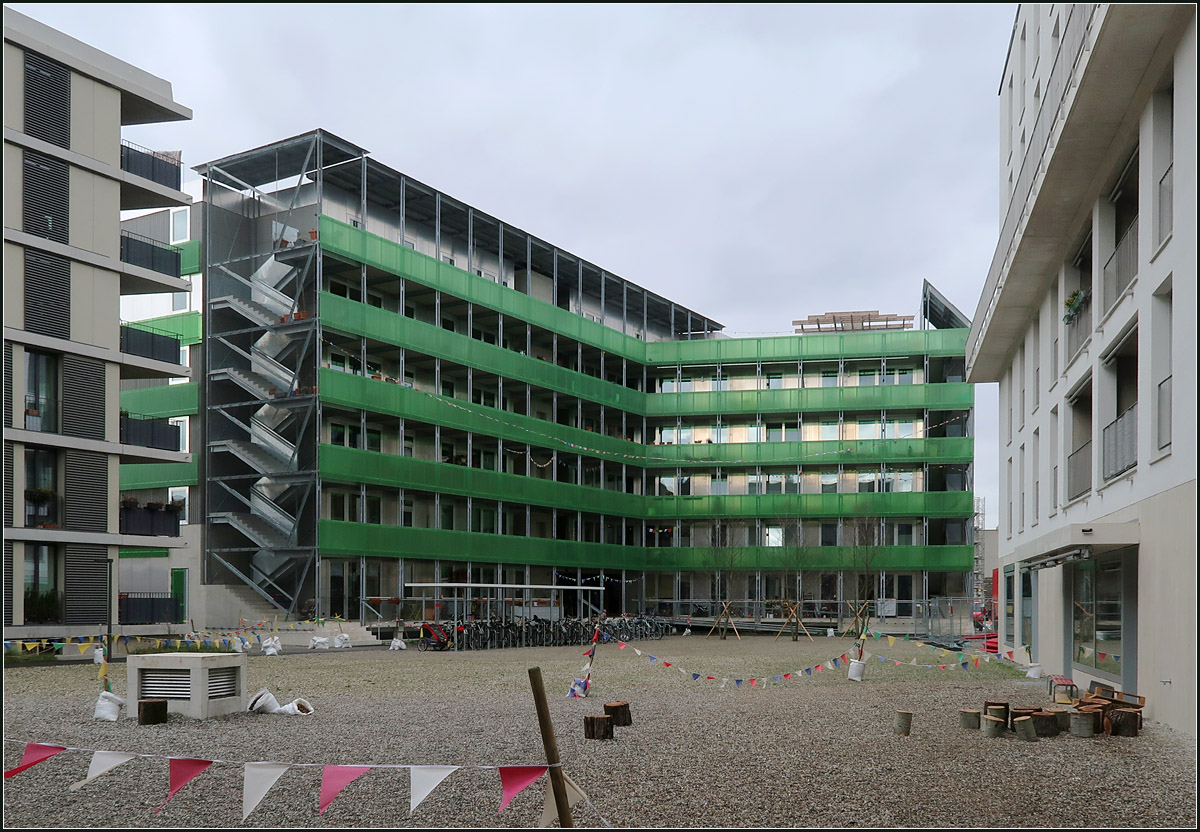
274,698,314,716
92,646,106,664
261,636,282,656
388,638,407,650
248,688,280,714
332,633,351,649
231,638,244,653
308,636,330,650
94,690,125,722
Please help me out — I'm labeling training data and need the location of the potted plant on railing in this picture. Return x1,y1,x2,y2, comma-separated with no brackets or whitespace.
165,499,185,513
145,500,165,511
121,496,140,510
24,487,55,506
1063,289,1087,324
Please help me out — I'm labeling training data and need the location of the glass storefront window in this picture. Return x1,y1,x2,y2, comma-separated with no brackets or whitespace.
1074,559,1123,677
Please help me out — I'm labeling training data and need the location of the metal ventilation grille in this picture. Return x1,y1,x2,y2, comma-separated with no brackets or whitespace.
207,666,239,699
139,668,191,699
23,50,70,149
22,151,69,244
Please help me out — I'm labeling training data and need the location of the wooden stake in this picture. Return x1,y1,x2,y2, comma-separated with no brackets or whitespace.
705,602,741,640
893,711,912,736
528,667,574,828
773,601,814,642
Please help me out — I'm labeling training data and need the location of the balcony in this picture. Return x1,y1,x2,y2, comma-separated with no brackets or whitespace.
1102,403,1138,480
119,502,181,537
1157,375,1172,449
1103,217,1139,313
120,140,182,190
1064,290,1092,362
1067,440,1092,502
120,412,181,451
120,230,181,278
120,322,183,364
119,592,182,625
23,490,61,529
23,394,58,433
22,589,62,624
1158,164,1173,245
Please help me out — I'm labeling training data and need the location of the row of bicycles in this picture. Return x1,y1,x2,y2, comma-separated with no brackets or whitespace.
416,613,674,652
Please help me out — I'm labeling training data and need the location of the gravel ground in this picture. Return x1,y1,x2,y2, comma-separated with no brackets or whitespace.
3,635,1196,828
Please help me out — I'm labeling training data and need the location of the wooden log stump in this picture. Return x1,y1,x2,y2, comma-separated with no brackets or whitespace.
1069,710,1096,738
138,698,168,726
1105,708,1140,737
893,711,912,736
985,705,1008,728
1048,707,1072,731
604,701,632,727
960,709,981,730
1013,715,1038,742
1009,706,1039,730
1079,707,1105,734
983,701,1009,728
584,715,613,740
983,715,1007,738
1031,711,1060,737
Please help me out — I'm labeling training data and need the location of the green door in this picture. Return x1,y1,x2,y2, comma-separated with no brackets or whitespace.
171,568,188,624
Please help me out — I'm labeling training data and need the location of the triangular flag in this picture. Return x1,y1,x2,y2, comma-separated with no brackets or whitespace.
78,643,89,655
804,667,812,675
498,766,547,813
815,664,823,672
648,656,657,663
706,676,715,680
242,762,290,820
1098,652,1107,662
773,676,782,682
903,633,910,640
1007,651,1014,660
909,658,918,666
155,758,213,814
735,679,742,687
894,660,901,666
961,662,969,670
678,666,686,674
888,636,896,646
319,765,371,814
4,743,66,778
633,648,642,656
873,631,881,640
409,766,458,814
783,673,791,681
580,662,591,674
692,673,700,680
749,679,757,687
938,665,946,670
617,641,627,649
831,658,840,668
539,771,588,827
840,653,848,662
71,751,137,790
663,662,671,668
974,657,980,667
956,653,965,662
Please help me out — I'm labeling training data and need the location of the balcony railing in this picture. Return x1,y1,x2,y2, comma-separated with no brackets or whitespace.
1158,164,1173,245
1064,291,1092,361
120,412,181,451
23,589,62,624
24,393,58,433
1103,216,1139,313
120,230,181,278
119,592,181,625
1157,375,1172,449
1052,465,1059,511
119,504,181,537
1067,440,1092,502
24,491,61,529
1102,403,1138,480
120,140,182,190
120,322,183,364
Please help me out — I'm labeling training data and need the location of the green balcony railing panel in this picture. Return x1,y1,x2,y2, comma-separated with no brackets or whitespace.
645,383,974,418
119,460,198,491
318,369,639,463
319,445,645,518
649,437,974,467
118,547,170,559
320,217,646,363
320,292,647,412
646,491,973,520
645,544,974,571
178,239,201,277
120,382,198,418
127,311,203,346
318,520,648,570
648,328,969,366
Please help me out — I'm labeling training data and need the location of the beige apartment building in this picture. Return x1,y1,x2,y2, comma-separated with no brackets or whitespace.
3,7,193,640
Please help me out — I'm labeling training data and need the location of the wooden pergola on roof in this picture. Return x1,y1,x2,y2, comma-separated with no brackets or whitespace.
791,310,915,334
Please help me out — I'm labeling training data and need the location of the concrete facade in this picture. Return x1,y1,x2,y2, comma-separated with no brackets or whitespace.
2,7,193,641
968,4,1196,734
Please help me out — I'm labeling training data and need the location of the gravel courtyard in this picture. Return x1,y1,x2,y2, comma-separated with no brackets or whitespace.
3,634,1196,828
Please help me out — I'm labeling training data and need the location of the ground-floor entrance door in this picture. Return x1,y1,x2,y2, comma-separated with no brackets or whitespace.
326,559,361,622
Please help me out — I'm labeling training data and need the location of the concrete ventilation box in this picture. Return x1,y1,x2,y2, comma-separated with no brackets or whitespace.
127,653,248,719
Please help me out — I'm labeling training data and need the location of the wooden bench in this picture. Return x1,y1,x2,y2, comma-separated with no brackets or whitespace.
1047,674,1078,699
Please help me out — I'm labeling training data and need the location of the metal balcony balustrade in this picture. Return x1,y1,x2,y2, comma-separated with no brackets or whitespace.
1158,164,1173,245
120,322,183,364
1102,403,1138,480
23,491,61,528
119,503,181,537
119,411,181,451
1066,440,1092,502
23,393,57,432
119,592,181,625
1064,291,1092,361
120,229,181,278
1103,217,1139,313
120,139,182,190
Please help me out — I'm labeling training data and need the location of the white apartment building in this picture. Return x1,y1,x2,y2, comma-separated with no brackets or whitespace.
968,4,1195,733
3,7,193,640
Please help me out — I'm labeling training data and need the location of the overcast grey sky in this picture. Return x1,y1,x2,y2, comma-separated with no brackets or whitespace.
12,2,1013,525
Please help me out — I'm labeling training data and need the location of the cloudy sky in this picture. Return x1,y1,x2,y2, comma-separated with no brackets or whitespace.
12,3,1014,525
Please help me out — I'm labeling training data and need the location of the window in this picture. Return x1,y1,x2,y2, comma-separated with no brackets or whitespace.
764,526,783,547
472,388,497,408
820,422,838,441
366,495,382,525
365,429,382,453
764,374,783,390
172,291,188,311
858,369,877,386
1073,558,1124,677
442,317,456,332
857,472,877,493
24,448,58,528
170,208,189,244
711,424,728,444
820,473,838,494
330,422,361,449
441,380,455,398
403,497,414,526
885,418,915,439
441,255,456,266
821,370,839,388
22,543,59,623
712,372,728,392
169,487,189,524
711,472,728,496
170,418,188,453
330,492,360,522
24,350,58,433
1004,566,1015,642
857,420,879,440
678,377,693,393
440,503,455,530
820,523,838,546
402,238,415,249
